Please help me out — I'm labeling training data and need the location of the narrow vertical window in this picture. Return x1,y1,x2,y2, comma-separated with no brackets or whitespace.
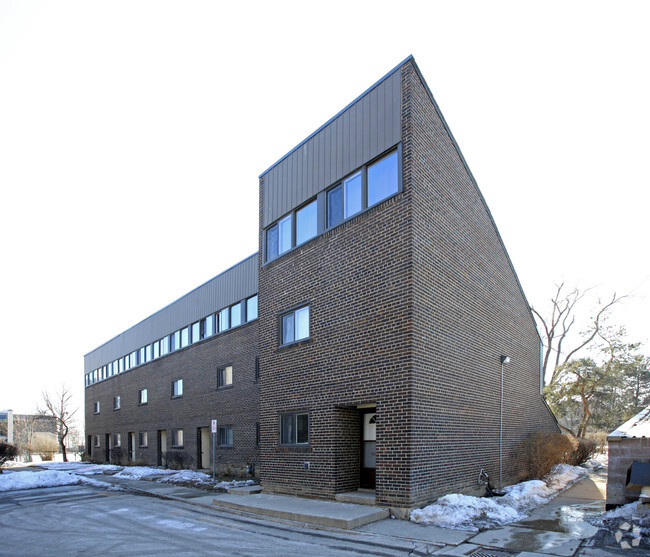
139,388,148,405
278,214,292,254
231,302,242,328
160,335,170,356
153,340,160,359
204,314,215,337
191,321,201,343
367,150,398,207
344,171,362,217
246,295,258,321
145,344,152,362
217,365,233,388
296,200,317,245
218,308,229,332
181,327,189,348
172,379,183,397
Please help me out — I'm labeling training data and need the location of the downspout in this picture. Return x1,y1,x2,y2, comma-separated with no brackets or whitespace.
499,356,510,490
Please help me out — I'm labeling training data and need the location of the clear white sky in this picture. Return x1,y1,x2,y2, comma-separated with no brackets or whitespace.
1,1,648,416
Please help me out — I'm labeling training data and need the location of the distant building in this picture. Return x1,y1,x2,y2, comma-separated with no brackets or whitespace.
607,406,650,508
84,56,558,511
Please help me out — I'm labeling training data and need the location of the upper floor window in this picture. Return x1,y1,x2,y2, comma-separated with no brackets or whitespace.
247,295,258,321
218,307,229,332
281,306,310,345
160,335,170,356
191,321,201,343
367,150,399,207
296,199,317,245
217,365,233,388
180,326,190,348
204,314,215,337
266,214,292,260
93,401,100,414
231,302,242,328
172,379,183,398
113,396,121,410
327,170,362,228
139,388,148,405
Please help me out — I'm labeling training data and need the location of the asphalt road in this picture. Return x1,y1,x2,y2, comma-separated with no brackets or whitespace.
0,484,432,556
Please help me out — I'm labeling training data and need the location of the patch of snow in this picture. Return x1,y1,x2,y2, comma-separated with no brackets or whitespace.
157,470,256,490
114,466,177,480
0,470,80,491
582,452,608,471
410,464,588,531
37,462,122,475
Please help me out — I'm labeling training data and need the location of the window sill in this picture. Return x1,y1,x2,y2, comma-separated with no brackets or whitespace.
138,402,148,406
278,338,311,351
171,395,183,400
171,445,184,449
217,384,234,391
276,445,311,453
217,445,234,450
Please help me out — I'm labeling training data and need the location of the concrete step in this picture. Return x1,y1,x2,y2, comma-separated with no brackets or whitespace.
227,485,262,495
212,492,389,529
335,490,376,506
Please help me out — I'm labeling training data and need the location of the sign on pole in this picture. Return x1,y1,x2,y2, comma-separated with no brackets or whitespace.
211,419,217,479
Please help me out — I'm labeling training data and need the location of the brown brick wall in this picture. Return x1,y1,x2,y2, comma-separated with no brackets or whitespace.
403,60,559,504
85,321,259,474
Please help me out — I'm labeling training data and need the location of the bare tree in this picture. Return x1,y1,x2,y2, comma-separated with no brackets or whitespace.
39,386,78,462
13,414,38,462
531,283,624,386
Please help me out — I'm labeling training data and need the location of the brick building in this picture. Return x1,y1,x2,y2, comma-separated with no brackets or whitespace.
85,56,558,510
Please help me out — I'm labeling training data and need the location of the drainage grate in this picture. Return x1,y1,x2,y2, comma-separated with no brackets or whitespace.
469,550,515,557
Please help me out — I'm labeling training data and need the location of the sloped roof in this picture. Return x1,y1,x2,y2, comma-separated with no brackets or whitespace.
609,406,650,439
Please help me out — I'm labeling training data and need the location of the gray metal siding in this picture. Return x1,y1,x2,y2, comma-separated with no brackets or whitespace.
84,254,258,373
262,68,402,227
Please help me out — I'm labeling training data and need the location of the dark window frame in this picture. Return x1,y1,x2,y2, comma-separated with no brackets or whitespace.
217,365,233,389
279,411,310,446
171,378,183,398
279,304,310,347
218,425,234,447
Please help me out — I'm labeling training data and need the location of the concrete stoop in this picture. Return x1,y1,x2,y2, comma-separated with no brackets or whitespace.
335,490,376,506
212,492,389,529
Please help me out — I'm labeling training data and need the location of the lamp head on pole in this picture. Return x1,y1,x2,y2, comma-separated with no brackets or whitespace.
500,355,510,364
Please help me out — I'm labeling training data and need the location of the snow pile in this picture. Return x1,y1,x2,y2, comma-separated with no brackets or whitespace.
38,462,122,475
582,452,608,472
0,470,80,491
410,464,588,531
157,469,256,490
114,466,177,480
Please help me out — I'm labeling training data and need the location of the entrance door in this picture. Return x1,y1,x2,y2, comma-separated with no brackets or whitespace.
128,432,136,462
157,430,167,466
197,427,210,469
360,411,376,488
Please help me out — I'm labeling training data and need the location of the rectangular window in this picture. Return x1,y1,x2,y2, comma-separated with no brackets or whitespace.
327,170,362,228
93,435,100,447
139,388,148,405
296,199,317,245
119,358,125,373
218,307,229,332
114,433,122,447
218,426,233,447
217,365,233,388
280,412,309,445
113,359,120,374
171,429,184,447
139,432,148,447
191,321,201,343
266,214,292,261
171,330,181,351
113,396,121,410
153,340,160,359
231,302,242,328
367,150,399,207
160,335,170,356
204,314,215,337
246,295,258,321
145,344,152,362
139,347,146,364
281,306,310,345
130,351,138,368
181,326,189,348
124,356,131,372
107,362,113,377
172,379,183,397
93,401,100,414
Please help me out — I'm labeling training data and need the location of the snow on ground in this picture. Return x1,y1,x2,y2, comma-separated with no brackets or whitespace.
0,470,81,491
410,463,589,531
0,461,257,493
